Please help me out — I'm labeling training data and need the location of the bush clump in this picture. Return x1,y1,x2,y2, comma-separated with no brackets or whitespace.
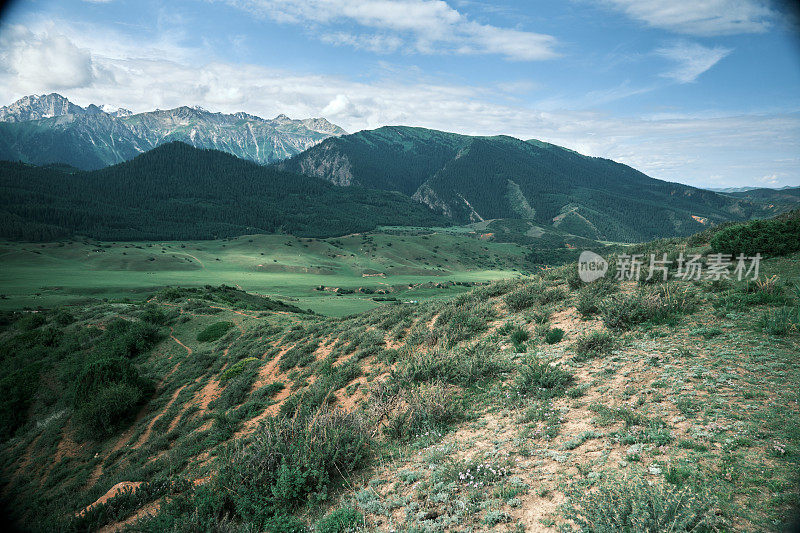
392,342,510,387
197,321,235,342
544,327,565,344
103,318,162,358
562,474,717,532
576,290,601,318
384,381,464,440
505,283,542,311
514,358,574,399
436,301,495,346
710,211,800,257
574,331,616,360
601,285,696,330
73,357,149,435
755,307,796,336
315,507,363,533
217,409,371,526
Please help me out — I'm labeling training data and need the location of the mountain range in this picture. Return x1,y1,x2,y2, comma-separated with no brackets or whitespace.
278,126,783,242
1,95,796,243
0,93,346,170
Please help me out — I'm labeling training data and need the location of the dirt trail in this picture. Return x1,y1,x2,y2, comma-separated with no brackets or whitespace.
134,384,187,448
208,305,263,320
169,328,192,355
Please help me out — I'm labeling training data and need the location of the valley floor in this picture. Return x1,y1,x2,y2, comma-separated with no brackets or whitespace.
0,232,529,315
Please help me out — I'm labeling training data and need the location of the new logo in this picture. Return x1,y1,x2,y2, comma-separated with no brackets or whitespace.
578,251,608,282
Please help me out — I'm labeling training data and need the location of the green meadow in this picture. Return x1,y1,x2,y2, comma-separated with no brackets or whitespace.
0,231,531,315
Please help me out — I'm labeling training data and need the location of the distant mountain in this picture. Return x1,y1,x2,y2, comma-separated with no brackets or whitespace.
707,185,799,193
279,126,789,242
722,186,800,199
0,93,346,169
0,142,446,241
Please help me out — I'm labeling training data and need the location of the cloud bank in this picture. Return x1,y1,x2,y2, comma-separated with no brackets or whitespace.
602,0,776,35
219,0,559,60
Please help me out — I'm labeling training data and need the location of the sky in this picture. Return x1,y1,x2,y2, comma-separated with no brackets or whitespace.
0,0,799,188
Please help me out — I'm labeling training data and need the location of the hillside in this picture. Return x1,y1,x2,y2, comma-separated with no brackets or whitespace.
0,94,346,169
0,217,798,532
0,142,448,241
279,126,791,242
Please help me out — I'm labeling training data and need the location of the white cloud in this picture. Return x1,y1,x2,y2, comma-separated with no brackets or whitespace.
602,0,776,35
0,22,797,188
322,94,364,117
319,32,404,53
657,41,732,83
0,26,95,91
217,0,558,60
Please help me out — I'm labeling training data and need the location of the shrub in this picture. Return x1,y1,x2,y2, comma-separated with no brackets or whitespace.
213,367,260,412
505,283,542,311
217,408,371,526
562,474,717,532
316,507,363,533
0,365,40,438
601,285,695,330
279,360,361,418
755,307,795,336
197,321,235,342
567,268,583,290
475,278,523,298
17,313,46,331
140,304,171,325
514,359,574,399
279,340,319,371
384,381,464,440
689,327,722,339
73,357,149,435
540,287,567,305
544,327,565,344
497,322,516,335
53,310,75,326
576,291,601,318
68,478,191,532
75,382,144,436
102,318,162,358
437,301,494,346
392,342,509,387
574,331,615,360
510,327,530,348
710,212,800,257
74,357,142,404
220,357,260,384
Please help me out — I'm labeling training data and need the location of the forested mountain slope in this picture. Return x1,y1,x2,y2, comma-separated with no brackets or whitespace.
0,142,447,241
280,126,787,242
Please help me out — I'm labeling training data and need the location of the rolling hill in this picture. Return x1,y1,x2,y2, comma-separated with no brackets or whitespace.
0,93,346,169
279,126,788,242
0,142,447,241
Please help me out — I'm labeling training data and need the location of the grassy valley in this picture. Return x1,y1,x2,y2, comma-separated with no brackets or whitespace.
0,231,535,316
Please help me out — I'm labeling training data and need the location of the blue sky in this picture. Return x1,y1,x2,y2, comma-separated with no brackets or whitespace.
0,0,799,187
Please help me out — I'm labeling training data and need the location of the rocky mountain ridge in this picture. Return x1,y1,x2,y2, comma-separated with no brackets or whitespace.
0,93,346,169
